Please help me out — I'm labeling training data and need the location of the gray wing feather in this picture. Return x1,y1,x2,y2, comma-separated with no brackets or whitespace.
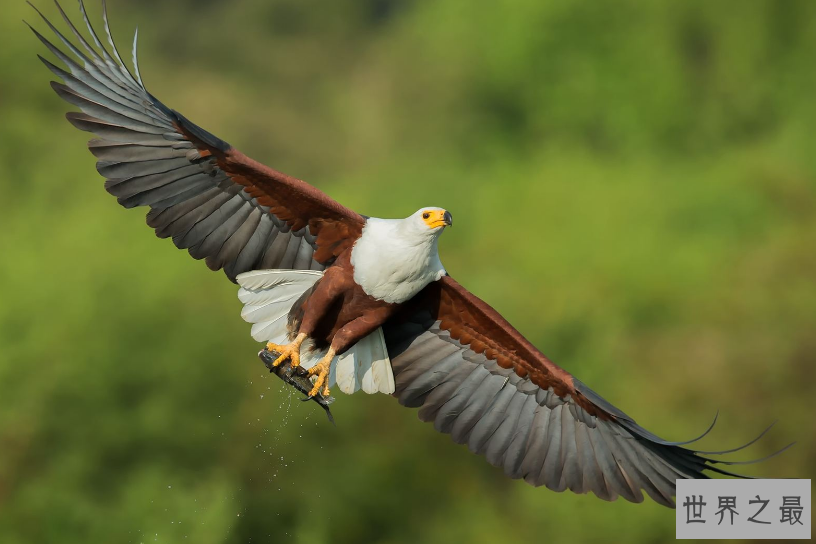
170,192,236,248
178,193,246,250
483,391,527,467
434,364,491,436
97,158,191,179
466,381,516,454
52,82,167,131
384,315,779,508
31,1,325,281
559,406,583,492
100,0,141,91
539,405,566,491
229,214,276,277
132,28,144,88
211,208,263,273
449,373,506,445
118,173,213,209
192,203,254,261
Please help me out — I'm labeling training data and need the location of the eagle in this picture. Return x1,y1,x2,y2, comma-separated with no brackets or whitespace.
29,1,787,508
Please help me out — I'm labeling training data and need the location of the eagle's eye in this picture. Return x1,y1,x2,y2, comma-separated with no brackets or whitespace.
422,212,430,219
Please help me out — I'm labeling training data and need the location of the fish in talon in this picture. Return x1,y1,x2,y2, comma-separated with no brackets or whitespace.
258,350,335,425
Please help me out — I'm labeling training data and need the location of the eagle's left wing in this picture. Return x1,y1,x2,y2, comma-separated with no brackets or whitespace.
382,275,786,507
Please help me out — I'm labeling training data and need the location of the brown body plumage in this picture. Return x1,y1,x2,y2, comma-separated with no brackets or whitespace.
289,251,399,354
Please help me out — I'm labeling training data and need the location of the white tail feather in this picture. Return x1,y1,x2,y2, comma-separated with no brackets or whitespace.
238,270,323,342
241,300,291,324
334,351,358,394
249,314,289,343
334,329,395,395
237,269,322,291
238,278,311,305
362,330,395,394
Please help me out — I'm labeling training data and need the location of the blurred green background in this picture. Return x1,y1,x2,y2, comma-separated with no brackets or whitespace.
1,0,814,542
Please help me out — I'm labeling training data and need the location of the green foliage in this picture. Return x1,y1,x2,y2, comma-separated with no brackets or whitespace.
1,1,814,542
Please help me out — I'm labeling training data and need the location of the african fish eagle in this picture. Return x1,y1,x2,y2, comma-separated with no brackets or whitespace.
28,0,788,508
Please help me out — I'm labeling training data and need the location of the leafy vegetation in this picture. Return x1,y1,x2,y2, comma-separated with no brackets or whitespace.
1,1,813,542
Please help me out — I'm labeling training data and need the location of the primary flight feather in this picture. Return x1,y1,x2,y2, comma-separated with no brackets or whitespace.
29,0,789,508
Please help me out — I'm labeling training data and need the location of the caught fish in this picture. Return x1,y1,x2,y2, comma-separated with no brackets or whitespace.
258,349,336,424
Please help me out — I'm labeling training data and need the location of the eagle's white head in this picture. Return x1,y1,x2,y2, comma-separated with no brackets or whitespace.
350,207,452,303
402,207,453,237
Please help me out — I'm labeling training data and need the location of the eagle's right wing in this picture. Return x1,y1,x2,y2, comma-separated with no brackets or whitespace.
30,0,365,282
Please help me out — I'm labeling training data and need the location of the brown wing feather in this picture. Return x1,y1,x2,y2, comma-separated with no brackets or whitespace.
175,126,365,265
434,275,599,414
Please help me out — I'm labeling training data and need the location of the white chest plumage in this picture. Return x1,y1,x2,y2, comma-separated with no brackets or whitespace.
350,217,447,304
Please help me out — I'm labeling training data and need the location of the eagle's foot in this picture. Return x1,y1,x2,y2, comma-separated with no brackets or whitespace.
307,348,336,397
267,333,307,368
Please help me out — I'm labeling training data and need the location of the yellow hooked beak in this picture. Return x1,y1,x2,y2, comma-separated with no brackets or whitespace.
422,209,453,229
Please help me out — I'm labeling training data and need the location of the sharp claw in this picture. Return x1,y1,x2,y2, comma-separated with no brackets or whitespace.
308,367,328,397
272,350,291,367
305,349,334,398
308,378,323,397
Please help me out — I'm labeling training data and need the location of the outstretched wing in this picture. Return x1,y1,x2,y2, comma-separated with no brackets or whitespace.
29,1,364,281
382,275,788,507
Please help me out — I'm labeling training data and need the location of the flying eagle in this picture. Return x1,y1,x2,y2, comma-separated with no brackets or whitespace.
29,1,787,508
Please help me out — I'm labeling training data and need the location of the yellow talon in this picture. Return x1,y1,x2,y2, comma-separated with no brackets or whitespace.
307,348,335,397
266,333,306,368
